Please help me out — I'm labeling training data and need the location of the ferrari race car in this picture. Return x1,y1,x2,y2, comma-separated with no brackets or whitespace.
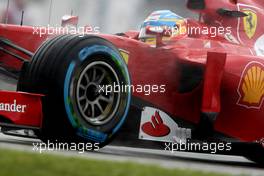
0,0,264,165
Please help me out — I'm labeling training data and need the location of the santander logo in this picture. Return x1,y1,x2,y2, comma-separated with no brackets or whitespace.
0,100,27,113
141,111,170,137
139,107,192,143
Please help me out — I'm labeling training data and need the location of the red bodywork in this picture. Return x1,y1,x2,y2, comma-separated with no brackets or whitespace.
0,0,263,142
0,91,43,128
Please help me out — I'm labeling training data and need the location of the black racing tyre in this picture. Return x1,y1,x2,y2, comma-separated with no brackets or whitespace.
17,34,131,147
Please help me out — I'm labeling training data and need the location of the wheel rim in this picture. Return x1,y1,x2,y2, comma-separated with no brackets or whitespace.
76,61,121,125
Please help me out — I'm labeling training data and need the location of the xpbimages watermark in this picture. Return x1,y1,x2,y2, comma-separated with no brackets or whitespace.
98,83,166,96
151,22,232,38
32,140,100,154
33,24,100,37
164,140,232,154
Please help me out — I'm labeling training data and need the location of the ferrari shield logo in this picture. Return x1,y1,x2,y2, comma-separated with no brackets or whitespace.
243,9,257,39
237,62,264,109
119,49,129,64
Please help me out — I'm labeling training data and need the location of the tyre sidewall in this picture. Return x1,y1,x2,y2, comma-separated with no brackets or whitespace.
59,38,131,143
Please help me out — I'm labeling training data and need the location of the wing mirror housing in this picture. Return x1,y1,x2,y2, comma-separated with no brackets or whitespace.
217,8,248,18
145,25,172,37
145,25,174,47
61,15,79,27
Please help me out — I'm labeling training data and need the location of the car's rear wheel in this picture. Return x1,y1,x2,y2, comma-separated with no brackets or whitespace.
17,34,131,147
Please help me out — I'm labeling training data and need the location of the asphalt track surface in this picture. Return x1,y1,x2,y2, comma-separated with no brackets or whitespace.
0,73,264,176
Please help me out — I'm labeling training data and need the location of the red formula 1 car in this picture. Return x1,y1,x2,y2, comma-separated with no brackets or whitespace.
0,0,264,165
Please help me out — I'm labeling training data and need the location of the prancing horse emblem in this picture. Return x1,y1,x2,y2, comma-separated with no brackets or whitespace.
243,9,257,39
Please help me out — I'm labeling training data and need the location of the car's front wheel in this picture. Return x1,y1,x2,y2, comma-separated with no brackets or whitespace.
17,34,131,147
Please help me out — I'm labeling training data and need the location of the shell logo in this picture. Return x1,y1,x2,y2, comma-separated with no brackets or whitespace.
237,62,264,109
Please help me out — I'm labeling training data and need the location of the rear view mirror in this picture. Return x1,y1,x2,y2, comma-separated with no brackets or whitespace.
145,26,172,37
217,8,248,18
61,15,79,27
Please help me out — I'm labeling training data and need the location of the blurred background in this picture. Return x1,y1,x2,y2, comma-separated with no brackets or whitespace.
0,0,197,33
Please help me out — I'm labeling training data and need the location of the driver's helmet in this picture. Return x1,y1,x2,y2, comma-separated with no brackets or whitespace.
139,10,186,45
